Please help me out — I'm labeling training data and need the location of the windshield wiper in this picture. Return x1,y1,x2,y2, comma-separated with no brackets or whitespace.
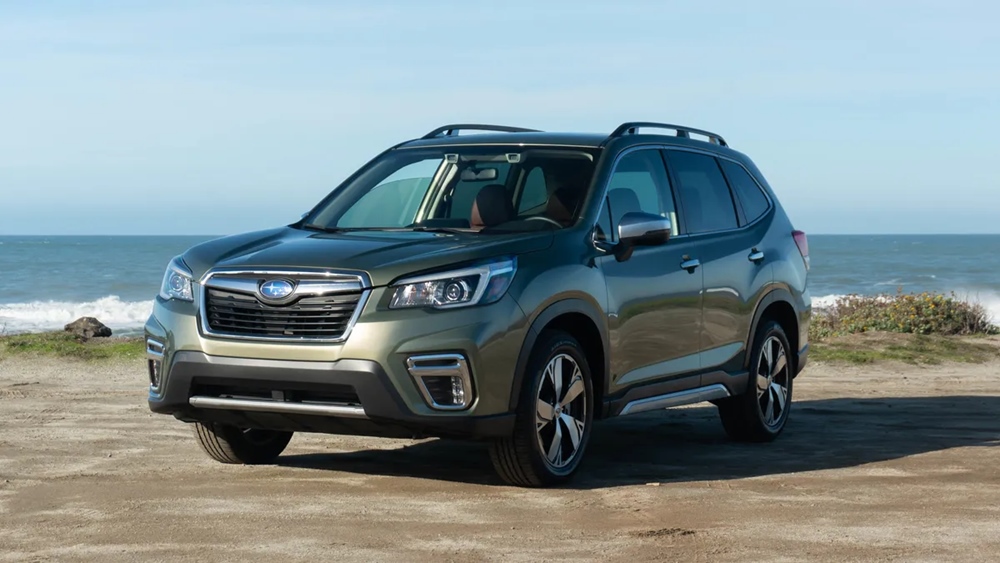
303,223,468,235
408,226,468,234
302,224,396,233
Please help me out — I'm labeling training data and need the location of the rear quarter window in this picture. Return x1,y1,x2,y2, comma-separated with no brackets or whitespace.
720,160,771,223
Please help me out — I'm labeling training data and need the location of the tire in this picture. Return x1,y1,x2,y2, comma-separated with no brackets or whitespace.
490,330,594,487
193,422,293,464
718,320,793,442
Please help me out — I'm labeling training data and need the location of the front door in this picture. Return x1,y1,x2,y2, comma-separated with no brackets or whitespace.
598,149,703,396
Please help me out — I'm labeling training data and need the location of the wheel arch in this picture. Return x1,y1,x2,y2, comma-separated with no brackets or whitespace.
746,288,801,374
509,299,609,416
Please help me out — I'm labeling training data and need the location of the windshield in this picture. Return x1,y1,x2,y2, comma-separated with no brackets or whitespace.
303,146,600,233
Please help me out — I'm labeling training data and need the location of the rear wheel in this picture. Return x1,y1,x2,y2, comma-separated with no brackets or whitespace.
490,330,593,487
718,320,793,442
193,422,293,464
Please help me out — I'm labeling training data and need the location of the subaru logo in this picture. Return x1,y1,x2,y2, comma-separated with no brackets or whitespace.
259,279,294,300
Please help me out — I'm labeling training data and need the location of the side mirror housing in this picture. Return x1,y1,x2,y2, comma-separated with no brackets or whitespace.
615,212,671,262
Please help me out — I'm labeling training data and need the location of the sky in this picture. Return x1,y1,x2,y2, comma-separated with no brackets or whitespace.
1,0,998,235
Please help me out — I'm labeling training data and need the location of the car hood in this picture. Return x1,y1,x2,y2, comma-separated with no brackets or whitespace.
181,226,553,287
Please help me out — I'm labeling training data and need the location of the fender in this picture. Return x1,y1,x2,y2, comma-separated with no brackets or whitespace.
508,298,609,411
745,286,797,370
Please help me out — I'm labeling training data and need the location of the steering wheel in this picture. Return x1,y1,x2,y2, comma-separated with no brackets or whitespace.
525,216,563,227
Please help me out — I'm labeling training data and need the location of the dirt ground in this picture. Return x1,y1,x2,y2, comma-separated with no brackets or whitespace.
1,354,998,562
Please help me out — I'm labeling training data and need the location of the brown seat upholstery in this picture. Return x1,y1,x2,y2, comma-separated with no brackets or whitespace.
540,160,592,226
470,184,514,229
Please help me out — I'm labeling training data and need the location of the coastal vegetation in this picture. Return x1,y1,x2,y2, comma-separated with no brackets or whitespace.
0,331,144,361
810,292,999,364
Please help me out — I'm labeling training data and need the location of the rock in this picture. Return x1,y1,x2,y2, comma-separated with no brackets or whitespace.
64,317,112,339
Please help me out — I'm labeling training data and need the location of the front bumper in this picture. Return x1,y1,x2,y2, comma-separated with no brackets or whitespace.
150,351,515,439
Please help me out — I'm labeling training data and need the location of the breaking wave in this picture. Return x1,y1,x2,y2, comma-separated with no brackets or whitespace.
0,296,153,335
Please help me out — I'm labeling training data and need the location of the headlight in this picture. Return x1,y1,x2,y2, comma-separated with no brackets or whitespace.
159,257,194,302
389,258,516,310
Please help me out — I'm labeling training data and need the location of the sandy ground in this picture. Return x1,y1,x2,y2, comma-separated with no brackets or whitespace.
0,354,998,562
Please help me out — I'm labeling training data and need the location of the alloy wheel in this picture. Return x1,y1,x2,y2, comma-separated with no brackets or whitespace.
535,353,588,469
756,335,790,427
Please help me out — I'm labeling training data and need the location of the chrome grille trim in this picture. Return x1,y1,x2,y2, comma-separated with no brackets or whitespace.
198,268,371,343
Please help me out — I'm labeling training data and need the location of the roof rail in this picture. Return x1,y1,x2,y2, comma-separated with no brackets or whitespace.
608,122,728,147
420,123,542,140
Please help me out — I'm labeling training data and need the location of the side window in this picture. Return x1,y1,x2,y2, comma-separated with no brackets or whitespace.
517,167,548,213
606,150,677,237
720,160,770,223
665,151,738,234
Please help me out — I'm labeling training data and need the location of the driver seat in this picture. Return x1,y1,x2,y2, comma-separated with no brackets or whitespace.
470,184,514,230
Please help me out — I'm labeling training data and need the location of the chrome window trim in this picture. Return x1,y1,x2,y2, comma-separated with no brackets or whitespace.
592,144,774,244
198,268,371,344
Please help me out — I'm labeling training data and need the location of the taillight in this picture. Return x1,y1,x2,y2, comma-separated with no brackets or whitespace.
792,230,809,270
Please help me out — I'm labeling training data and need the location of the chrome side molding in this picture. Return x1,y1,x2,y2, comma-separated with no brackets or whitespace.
619,384,731,416
189,396,368,419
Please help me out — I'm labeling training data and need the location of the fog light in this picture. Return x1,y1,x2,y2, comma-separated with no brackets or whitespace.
146,338,165,390
450,375,466,405
405,354,473,410
148,359,162,388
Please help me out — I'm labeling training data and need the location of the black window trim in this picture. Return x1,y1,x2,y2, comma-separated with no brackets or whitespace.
715,157,773,227
590,144,774,245
662,149,739,235
660,146,773,236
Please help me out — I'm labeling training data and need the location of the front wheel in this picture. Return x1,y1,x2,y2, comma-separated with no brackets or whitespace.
718,320,793,442
193,422,293,464
490,330,594,487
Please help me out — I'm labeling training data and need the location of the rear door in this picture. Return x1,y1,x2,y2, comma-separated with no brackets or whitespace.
598,148,703,396
664,149,771,376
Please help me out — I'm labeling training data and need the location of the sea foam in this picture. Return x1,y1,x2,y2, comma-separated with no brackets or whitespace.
0,296,153,335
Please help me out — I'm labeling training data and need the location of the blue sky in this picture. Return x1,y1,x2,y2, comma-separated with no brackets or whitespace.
1,0,997,235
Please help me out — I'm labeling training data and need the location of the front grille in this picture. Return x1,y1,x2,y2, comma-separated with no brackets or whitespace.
205,287,362,340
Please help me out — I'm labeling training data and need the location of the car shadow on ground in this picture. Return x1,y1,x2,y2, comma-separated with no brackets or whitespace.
276,395,1000,488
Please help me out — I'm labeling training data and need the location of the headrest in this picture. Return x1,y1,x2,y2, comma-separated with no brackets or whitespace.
470,184,514,228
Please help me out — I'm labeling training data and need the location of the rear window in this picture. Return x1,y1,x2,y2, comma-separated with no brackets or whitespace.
666,150,738,234
720,160,770,223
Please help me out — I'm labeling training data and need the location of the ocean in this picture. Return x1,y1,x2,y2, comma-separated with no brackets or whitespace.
1,234,998,335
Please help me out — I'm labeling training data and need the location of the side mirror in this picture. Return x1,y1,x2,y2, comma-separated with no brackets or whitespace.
615,212,671,262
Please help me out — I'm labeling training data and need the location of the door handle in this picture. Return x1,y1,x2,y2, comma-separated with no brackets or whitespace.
748,249,765,263
680,258,700,273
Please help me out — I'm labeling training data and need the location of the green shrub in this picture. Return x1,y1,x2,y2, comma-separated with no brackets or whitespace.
0,332,145,360
811,291,998,339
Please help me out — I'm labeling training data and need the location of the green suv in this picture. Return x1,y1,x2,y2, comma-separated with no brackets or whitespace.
146,122,811,486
